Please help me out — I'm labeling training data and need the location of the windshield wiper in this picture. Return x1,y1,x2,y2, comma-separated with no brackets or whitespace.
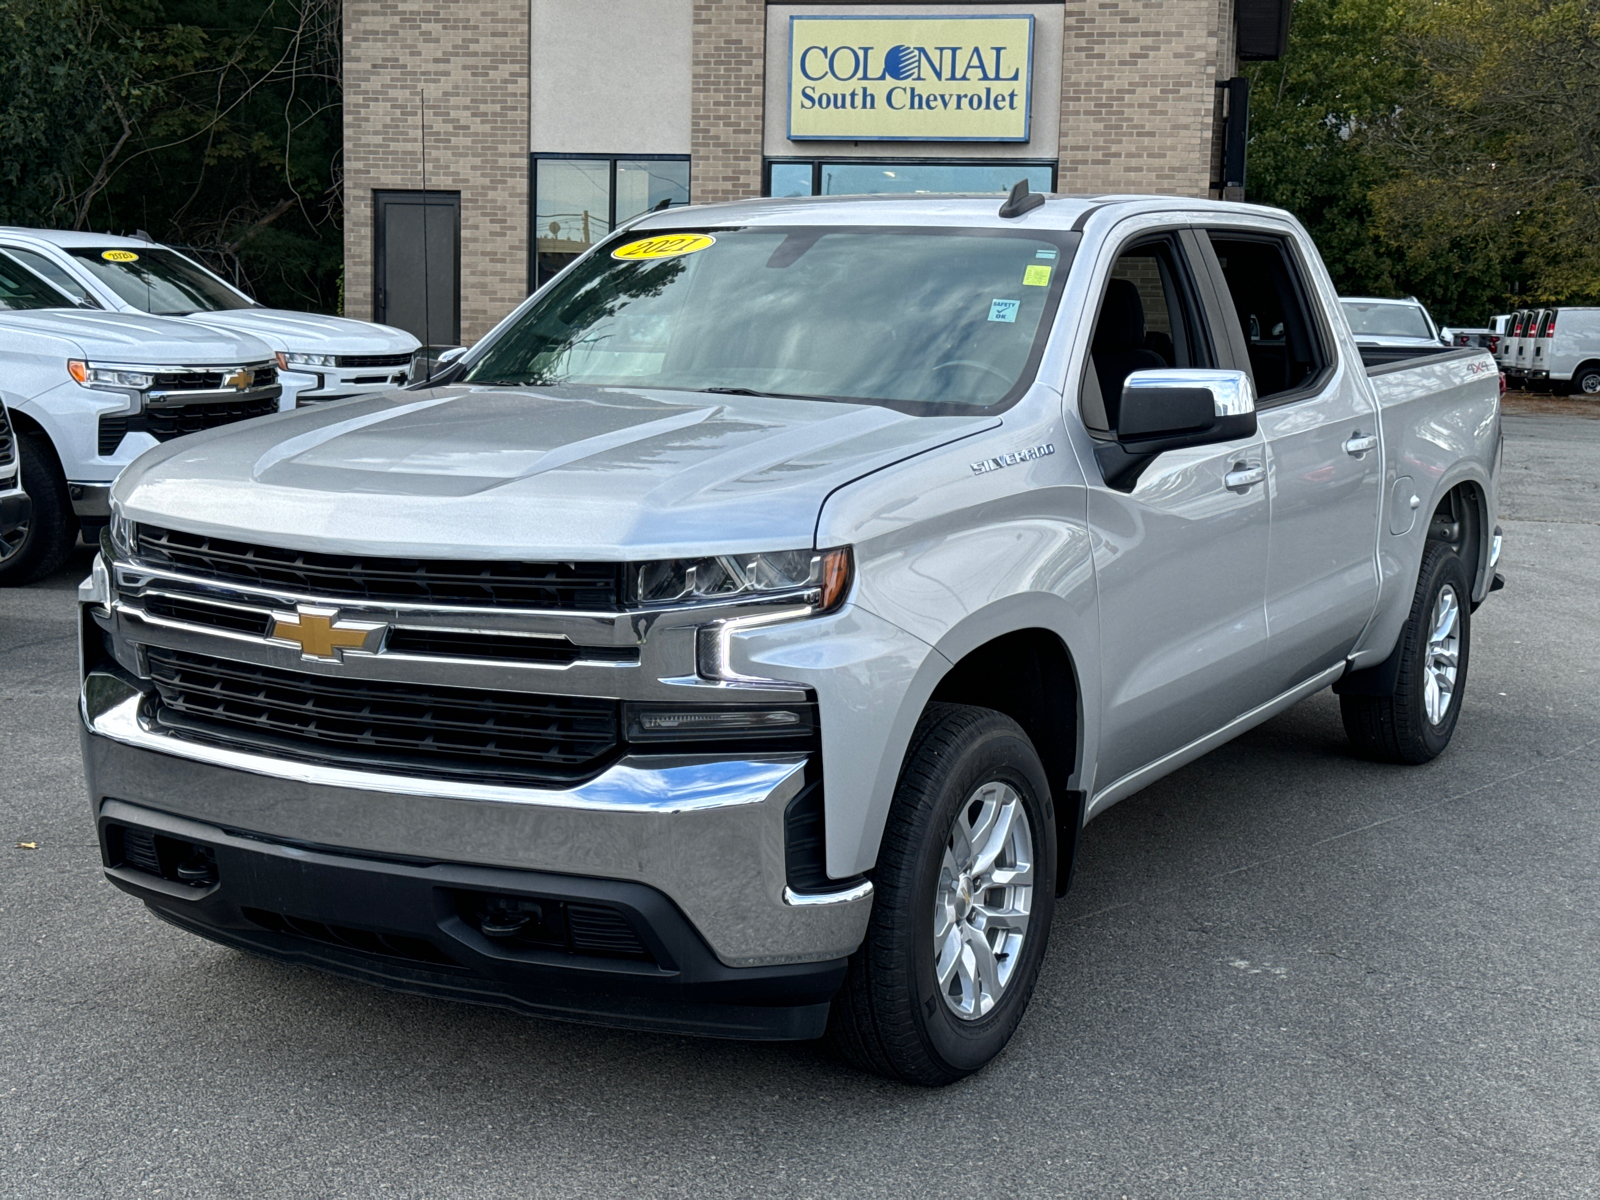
694,386,814,400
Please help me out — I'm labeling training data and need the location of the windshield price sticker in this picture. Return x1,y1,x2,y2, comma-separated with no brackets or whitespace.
101,250,139,262
612,234,715,261
1022,265,1051,286
988,299,1020,323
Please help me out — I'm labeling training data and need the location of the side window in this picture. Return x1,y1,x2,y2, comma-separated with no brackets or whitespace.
1081,237,1216,434
1204,233,1329,401
2,247,97,306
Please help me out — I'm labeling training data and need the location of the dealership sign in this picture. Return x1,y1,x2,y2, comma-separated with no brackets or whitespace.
787,15,1034,142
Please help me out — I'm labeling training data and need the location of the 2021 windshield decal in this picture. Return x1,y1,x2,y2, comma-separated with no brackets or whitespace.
971,443,1054,475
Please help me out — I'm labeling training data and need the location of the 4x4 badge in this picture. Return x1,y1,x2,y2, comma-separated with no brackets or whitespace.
268,605,386,662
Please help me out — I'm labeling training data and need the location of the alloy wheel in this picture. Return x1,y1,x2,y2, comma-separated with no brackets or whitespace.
933,780,1035,1020
1424,583,1461,726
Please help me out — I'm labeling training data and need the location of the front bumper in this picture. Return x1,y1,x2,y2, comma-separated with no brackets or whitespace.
81,666,873,1035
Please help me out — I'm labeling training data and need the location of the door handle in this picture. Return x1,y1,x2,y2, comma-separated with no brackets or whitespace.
1344,433,1378,456
1225,461,1266,492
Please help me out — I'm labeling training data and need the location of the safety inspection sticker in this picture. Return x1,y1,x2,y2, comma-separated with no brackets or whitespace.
612,234,715,261
1022,264,1052,286
101,250,139,262
988,299,1020,323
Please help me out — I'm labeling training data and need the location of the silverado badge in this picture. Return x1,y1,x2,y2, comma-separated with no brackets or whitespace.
269,605,385,662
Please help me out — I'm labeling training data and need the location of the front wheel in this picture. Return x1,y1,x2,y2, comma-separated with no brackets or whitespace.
0,433,75,586
826,703,1055,1085
1341,539,1471,764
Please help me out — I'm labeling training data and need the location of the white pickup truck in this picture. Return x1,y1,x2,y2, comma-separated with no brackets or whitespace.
81,192,1503,1084
0,228,420,409
0,251,282,584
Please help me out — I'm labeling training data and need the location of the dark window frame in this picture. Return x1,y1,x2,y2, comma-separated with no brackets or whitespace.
1078,229,1219,437
762,156,1058,198
373,189,462,346
529,153,691,293
1199,228,1335,408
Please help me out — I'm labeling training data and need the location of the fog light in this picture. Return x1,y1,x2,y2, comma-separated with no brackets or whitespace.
624,702,815,742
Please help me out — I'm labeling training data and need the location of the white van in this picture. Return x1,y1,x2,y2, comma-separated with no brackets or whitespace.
1490,314,1511,369
1526,308,1600,395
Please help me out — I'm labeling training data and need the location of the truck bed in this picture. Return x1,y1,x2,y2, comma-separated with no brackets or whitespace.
1360,344,1477,373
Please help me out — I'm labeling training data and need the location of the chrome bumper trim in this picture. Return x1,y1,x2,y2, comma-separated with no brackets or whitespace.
84,669,797,814
81,667,874,966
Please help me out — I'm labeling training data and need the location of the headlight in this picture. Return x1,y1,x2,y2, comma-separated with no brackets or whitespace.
107,505,134,559
68,361,153,389
276,352,336,370
628,547,852,609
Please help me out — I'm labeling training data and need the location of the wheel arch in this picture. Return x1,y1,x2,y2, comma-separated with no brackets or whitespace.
927,625,1086,895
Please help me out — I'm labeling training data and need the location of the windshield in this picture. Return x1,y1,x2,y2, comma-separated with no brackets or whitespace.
1342,301,1434,340
463,225,1077,413
0,252,77,310
65,246,255,314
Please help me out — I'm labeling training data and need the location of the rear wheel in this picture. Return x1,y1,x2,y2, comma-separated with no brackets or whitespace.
1573,363,1600,396
0,433,75,586
826,704,1055,1085
1341,539,1471,764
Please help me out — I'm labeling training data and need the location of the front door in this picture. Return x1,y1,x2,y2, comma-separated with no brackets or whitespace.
1082,231,1274,791
1203,230,1382,692
374,190,461,350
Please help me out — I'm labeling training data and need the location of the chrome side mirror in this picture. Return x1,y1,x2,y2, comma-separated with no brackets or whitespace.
437,346,468,365
1097,368,1258,491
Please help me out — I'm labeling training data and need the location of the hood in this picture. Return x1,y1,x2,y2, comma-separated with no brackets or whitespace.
0,310,275,363
187,309,421,355
114,383,1000,559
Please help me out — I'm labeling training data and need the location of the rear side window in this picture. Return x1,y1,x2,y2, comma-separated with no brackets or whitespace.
1204,233,1330,402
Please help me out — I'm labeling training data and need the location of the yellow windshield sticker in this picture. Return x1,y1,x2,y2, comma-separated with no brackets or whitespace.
1022,264,1051,287
101,249,140,263
612,234,715,261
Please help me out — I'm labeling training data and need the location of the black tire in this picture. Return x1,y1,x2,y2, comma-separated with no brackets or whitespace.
0,432,76,586
826,703,1056,1086
1573,363,1600,397
1341,539,1471,764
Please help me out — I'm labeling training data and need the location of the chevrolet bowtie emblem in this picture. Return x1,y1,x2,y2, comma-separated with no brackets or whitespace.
269,606,385,661
222,367,254,390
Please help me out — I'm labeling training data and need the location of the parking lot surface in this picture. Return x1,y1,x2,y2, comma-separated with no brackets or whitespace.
3,402,1598,1198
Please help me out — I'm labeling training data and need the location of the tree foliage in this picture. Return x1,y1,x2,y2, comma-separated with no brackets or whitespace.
0,0,341,311
1244,0,1600,324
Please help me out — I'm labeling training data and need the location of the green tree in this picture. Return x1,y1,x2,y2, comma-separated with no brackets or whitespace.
1374,0,1600,307
0,0,342,311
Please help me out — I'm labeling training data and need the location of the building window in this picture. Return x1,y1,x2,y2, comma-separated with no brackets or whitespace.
764,160,1056,199
530,155,690,289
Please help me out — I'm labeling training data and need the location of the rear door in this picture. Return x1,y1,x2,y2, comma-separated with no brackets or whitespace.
1199,227,1383,692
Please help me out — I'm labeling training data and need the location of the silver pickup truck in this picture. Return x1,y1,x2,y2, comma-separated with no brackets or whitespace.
79,192,1503,1085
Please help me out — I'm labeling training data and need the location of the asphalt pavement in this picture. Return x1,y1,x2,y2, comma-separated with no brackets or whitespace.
3,402,1598,1198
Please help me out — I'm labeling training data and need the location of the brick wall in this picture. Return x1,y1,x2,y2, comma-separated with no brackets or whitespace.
1056,0,1234,197
344,0,528,343
691,0,766,204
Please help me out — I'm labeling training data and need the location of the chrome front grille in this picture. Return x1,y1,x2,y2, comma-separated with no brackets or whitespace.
134,524,623,611
0,405,13,468
146,647,622,783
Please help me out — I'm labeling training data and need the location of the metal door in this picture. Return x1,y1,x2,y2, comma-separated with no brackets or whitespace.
374,191,460,348
1084,230,1274,790
1202,230,1382,693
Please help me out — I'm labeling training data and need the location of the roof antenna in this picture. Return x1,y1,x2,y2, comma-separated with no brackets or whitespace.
420,88,433,385
998,179,1044,219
